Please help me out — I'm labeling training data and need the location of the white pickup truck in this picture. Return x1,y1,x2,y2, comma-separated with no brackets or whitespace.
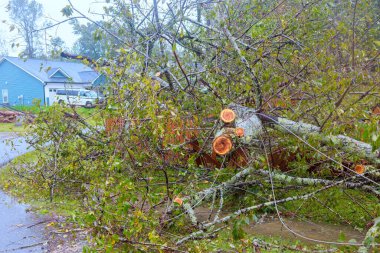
55,89,104,108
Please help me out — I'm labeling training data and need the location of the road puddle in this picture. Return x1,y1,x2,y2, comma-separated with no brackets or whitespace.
193,207,365,245
245,217,365,245
0,190,46,252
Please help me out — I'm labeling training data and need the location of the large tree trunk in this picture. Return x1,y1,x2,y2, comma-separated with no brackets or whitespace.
226,103,380,165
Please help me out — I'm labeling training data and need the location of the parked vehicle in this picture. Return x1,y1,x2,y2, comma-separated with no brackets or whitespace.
55,89,104,108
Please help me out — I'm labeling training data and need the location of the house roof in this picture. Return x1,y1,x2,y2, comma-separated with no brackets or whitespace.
0,56,102,84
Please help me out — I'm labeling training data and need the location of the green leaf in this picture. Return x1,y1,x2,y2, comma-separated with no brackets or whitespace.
338,231,346,242
61,5,73,17
232,220,246,240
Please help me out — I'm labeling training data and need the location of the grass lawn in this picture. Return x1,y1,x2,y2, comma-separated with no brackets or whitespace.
0,122,27,133
1,105,102,129
0,151,82,216
75,107,101,126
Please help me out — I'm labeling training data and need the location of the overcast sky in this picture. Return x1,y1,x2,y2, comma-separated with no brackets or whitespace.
0,0,108,57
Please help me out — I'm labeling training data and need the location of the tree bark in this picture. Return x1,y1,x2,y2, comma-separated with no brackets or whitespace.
227,103,380,165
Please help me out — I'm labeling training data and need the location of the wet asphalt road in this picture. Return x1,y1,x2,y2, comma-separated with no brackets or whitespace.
0,133,46,252
0,133,31,167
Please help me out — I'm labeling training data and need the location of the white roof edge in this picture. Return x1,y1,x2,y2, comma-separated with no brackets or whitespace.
49,67,71,79
1,57,45,84
91,73,103,85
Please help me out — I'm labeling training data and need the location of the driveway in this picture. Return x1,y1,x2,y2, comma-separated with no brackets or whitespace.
0,132,46,252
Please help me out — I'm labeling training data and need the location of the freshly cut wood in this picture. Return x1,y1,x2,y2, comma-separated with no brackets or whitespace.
220,109,236,123
354,164,366,174
173,197,183,206
212,105,262,158
235,127,244,137
213,135,233,155
213,103,380,165
372,105,380,115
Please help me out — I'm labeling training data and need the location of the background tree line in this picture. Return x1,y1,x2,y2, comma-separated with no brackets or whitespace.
3,0,111,59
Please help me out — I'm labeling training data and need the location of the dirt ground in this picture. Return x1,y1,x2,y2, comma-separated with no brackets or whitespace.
45,216,90,253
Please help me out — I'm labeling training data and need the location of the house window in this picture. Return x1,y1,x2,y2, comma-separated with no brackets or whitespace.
2,89,9,104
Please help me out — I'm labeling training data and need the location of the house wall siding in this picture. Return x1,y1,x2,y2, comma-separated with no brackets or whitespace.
0,60,44,106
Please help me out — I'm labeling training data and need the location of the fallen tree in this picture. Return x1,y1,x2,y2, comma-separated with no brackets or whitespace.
257,112,380,166
170,104,380,247
223,103,380,166
18,0,380,251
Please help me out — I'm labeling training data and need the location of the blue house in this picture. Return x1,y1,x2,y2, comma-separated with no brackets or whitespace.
0,56,105,106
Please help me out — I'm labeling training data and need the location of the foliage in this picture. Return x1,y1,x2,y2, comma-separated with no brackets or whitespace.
71,20,115,60
0,151,83,218
7,0,43,57
4,0,380,251
282,187,379,228
0,33,8,56
0,123,26,132
48,36,67,58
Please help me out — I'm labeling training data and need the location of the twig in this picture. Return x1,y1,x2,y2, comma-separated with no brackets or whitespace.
358,216,380,252
0,241,47,252
177,184,337,245
119,238,188,253
176,225,227,245
223,26,262,109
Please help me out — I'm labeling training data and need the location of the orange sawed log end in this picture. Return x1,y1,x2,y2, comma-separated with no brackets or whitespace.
354,164,365,174
220,109,236,123
173,197,183,205
235,127,245,137
213,135,233,155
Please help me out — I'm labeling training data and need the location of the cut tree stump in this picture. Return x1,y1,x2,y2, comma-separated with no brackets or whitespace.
213,135,233,155
235,127,244,137
220,109,236,123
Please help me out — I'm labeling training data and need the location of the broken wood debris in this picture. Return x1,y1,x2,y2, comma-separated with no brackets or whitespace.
0,110,23,123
